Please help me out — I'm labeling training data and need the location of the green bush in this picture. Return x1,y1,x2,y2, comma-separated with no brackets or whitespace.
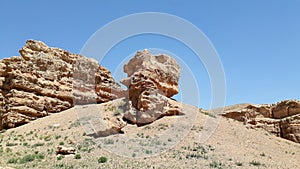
74,154,81,159
44,135,51,141
8,158,18,164
19,154,35,163
6,142,17,146
98,156,107,163
32,142,44,147
57,155,64,160
55,135,62,140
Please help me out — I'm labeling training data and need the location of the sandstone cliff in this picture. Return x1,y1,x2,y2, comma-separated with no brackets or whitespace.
221,100,300,143
0,40,124,129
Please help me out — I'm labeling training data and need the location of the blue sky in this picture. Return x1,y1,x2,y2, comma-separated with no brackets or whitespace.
1,0,299,109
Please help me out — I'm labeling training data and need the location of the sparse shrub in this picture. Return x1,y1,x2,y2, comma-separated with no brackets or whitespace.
69,120,80,129
249,160,261,166
98,156,107,163
26,130,33,135
37,153,45,160
19,154,35,163
105,105,116,112
260,153,266,157
145,150,152,154
209,161,223,168
77,139,95,153
32,142,44,147
185,153,208,160
57,155,64,160
158,123,168,130
235,162,243,166
6,142,17,146
59,141,65,145
47,148,54,155
103,139,114,144
8,158,18,164
55,135,62,140
137,133,144,138
6,147,12,153
55,163,74,169
46,142,54,146
44,135,51,141
74,154,81,159
19,153,45,164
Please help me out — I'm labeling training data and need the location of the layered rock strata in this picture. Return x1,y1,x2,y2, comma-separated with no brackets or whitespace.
0,40,124,129
222,100,300,143
121,50,182,125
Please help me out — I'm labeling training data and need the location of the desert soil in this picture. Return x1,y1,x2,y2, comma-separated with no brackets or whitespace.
0,100,299,169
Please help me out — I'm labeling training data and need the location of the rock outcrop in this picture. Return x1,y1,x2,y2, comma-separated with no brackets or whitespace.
0,41,184,136
0,40,124,129
222,100,300,143
121,50,182,125
56,146,76,155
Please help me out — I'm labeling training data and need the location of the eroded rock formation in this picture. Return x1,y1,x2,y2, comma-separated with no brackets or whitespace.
56,146,76,155
0,40,124,129
121,50,182,125
222,100,300,143
0,41,185,136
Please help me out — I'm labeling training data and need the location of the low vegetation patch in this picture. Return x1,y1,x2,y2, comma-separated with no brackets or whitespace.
98,156,107,163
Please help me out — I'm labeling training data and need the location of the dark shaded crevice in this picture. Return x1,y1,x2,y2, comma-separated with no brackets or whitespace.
279,121,284,138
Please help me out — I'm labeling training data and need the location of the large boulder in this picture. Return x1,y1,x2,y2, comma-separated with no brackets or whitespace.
0,40,124,129
221,100,300,143
121,50,182,125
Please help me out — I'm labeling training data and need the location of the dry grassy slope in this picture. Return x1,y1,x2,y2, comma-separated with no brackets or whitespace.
0,100,299,169
207,103,252,113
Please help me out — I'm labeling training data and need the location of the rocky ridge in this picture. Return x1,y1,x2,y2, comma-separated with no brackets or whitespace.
0,40,182,136
221,100,300,143
0,40,124,129
1,40,299,145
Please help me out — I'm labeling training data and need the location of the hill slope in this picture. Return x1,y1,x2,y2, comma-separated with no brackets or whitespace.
0,100,299,169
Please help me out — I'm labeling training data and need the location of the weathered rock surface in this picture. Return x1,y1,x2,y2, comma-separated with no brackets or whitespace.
221,100,300,143
280,114,300,143
56,146,76,155
0,40,124,129
121,50,182,125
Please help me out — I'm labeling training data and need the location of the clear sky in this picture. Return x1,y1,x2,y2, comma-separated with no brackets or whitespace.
1,0,299,109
